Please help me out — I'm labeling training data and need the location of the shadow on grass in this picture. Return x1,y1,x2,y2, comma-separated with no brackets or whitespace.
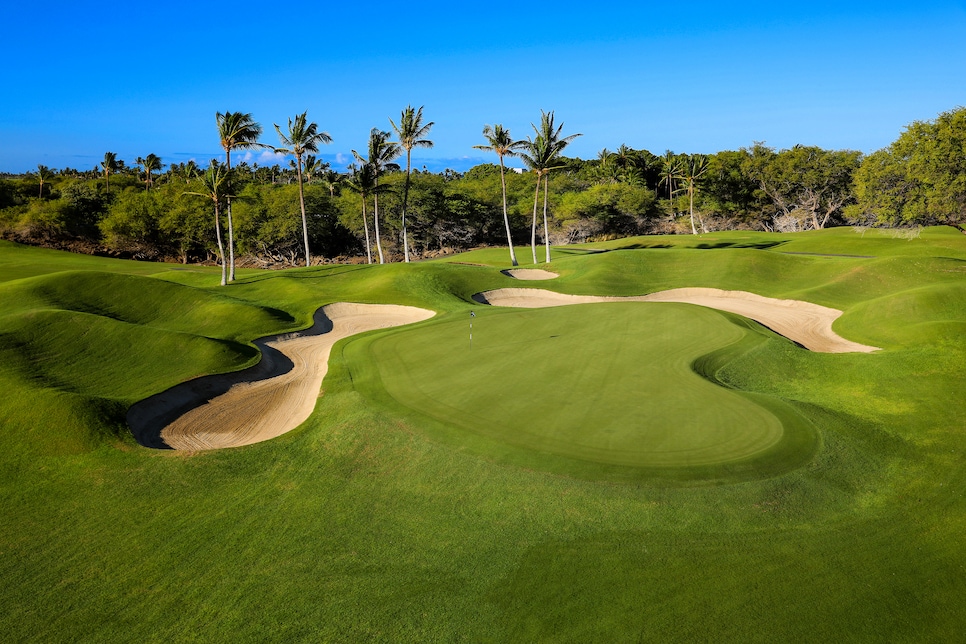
230,264,372,285
126,307,335,449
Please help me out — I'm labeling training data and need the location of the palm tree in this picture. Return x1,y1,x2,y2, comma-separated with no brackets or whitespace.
344,163,394,264
177,160,199,184
136,154,161,190
389,105,434,262
613,144,636,179
659,151,684,218
519,136,550,264
302,155,326,183
352,129,400,264
628,149,657,188
682,154,710,234
527,110,581,263
474,124,524,266
274,111,333,267
184,160,232,286
320,168,342,197
217,111,264,281
35,164,55,198
594,148,619,184
101,152,118,194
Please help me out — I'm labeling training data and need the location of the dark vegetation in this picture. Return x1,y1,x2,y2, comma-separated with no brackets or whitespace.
2,107,963,268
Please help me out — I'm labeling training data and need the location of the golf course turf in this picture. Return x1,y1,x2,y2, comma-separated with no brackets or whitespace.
358,303,818,483
1,226,966,641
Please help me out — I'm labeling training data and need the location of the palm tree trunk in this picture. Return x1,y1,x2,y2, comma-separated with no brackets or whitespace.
373,190,385,264
402,149,412,263
227,201,237,279
530,173,541,265
362,197,373,264
542,173,552,264
297,156,311,267
689,185,697,235
226,149,236,281
500,156,518,266
214,201,227,287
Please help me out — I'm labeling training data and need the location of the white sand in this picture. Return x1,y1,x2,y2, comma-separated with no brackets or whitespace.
502,269,559,280
147,303,434,451
476,287,879,354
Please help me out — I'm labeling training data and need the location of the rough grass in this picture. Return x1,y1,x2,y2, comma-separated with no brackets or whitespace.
1,227,965,642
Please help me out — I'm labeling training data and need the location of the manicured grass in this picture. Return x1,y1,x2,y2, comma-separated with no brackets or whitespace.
1,228,965,642
355,303,817,483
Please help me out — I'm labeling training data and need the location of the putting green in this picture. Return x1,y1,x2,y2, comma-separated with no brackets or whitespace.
357,302,818,482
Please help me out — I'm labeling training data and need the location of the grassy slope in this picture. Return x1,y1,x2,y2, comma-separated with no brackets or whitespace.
0,228,964,642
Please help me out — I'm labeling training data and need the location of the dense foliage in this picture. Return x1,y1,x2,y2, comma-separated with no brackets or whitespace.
2,107,963,265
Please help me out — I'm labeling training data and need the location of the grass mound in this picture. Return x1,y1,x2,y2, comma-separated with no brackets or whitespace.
0,271,298,453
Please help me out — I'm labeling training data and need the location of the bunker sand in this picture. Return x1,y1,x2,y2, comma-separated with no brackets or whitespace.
475,287,879,354
501,268,559,280
128,303,434,451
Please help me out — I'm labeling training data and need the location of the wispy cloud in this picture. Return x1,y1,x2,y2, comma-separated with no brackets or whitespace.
257,150,289,165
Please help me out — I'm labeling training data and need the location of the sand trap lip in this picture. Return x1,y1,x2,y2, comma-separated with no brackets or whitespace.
127,302,435,451
474,287,879,354
501,268,559,280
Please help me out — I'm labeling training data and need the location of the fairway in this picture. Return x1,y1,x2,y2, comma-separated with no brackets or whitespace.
362,302,817,480
3,229,966,642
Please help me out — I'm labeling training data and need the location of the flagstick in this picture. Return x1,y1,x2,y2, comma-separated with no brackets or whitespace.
469,311,474,349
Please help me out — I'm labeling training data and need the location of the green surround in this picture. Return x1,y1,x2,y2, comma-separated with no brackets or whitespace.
354,303,818,483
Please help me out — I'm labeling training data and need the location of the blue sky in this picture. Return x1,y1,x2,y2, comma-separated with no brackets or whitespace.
2,1,964,173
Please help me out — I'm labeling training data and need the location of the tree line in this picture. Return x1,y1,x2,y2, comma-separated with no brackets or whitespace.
2,106,963,277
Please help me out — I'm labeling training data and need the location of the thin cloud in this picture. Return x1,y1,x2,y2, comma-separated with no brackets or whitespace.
257,150,289,165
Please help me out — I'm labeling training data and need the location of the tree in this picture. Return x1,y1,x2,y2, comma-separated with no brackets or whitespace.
847,107,966,227
274,111,333,267
659,151,684,217
136,154,162,191
390,105,434,262
173,160,199,184
521,110,581,263
556,182,656,240
352,129,400,264
101,152,118,194
344,163,393,264
302,155,325,182
519,135,550,264
701,150,765,225
217,111,265,281
473,124,524,266
593,148,620,184
184,160,232,286
627,149,660,190
746,143,861,231
35,164,55,198
681,154,710,234
612,144,636,179
320,168,342,197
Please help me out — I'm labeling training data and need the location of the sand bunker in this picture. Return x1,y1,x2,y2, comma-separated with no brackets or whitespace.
501,269,559,280
127,303,434,451
475,287,879,354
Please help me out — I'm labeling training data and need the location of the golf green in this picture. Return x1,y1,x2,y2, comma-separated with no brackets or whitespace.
358,302,818,481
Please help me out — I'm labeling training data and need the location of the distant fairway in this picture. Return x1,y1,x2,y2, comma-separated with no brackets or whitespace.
360,302,817,481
